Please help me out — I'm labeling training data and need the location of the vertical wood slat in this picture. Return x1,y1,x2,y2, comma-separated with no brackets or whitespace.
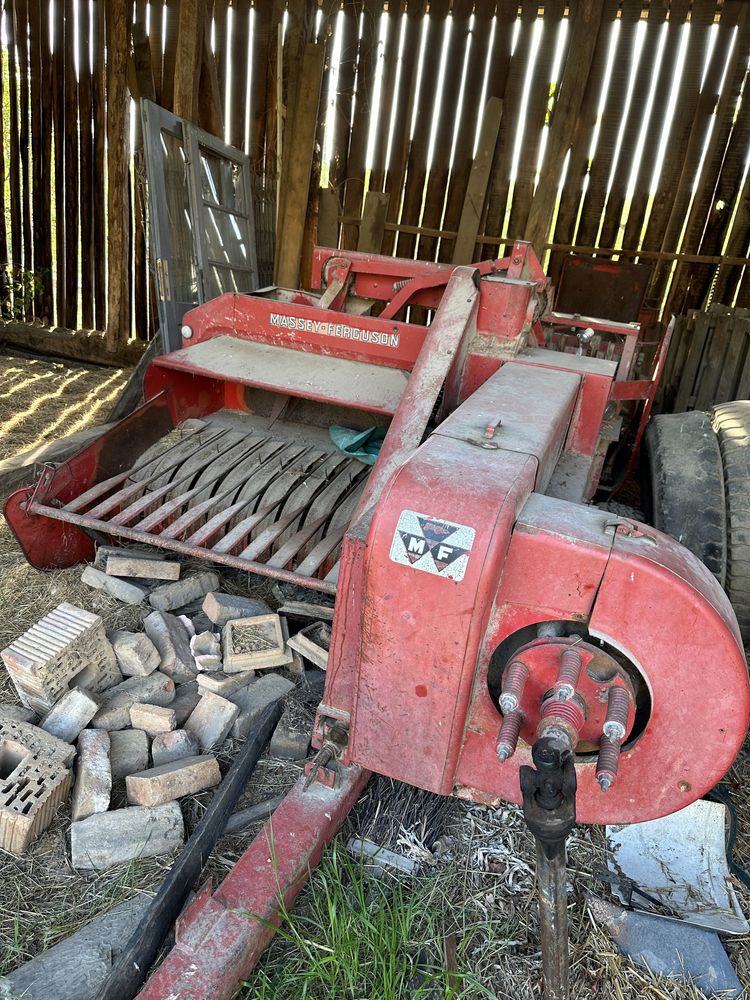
597,3,667,252
28,0,50,320
646,6,740,304
525,0,604,256
340,0,384,250
547,0,618,283
574,1,642,249
417,0,474,264
106,0,131,345
394,0,451,261
327,1,363,192
92,0,107,330
437,0,502,264
6,0,24,319
51,0,66,325
506,0,565,244
481,0,537,256
63,0,79,328
679,15,750,311
621,1,691,252
367,1,405,196
249,0,272,162
380,0,427,256
79,0,94,328
663,3,749,318
150,0,165,103
0,4,6,315
451,96,504,264
161,0,180,111
15,0,31,317
230,0,251,150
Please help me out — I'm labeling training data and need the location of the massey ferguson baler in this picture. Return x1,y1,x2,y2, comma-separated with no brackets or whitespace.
5,242,749,999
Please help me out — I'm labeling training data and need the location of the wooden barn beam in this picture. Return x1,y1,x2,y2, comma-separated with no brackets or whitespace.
173,0,205,123
106,0,130,348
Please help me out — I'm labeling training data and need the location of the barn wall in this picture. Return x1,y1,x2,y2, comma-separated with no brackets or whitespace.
1,0,750,355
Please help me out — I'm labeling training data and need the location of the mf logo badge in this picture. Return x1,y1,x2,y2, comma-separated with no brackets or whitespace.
390,510,475,581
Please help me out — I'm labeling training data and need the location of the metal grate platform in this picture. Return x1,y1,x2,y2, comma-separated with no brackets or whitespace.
30,417,369,593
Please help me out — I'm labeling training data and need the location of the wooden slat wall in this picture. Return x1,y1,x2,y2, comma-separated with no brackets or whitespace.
1,0,750,356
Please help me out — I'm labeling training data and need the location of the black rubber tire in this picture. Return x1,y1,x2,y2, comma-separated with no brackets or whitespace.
596,500,645,522
712,401,750,643
644,411,726,585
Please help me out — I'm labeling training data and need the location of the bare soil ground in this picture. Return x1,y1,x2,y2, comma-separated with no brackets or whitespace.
0,350,748,999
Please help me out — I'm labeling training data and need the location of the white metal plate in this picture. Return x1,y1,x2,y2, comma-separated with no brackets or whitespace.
389,510,475,581
606,799,749,936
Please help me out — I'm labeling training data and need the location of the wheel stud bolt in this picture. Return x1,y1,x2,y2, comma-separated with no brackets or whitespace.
499,660,529,713
596,686,631,792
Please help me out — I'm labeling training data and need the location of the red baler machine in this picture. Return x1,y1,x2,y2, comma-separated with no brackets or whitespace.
6,243,749,998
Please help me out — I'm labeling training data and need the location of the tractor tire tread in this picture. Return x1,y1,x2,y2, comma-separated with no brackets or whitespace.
644,411,726,584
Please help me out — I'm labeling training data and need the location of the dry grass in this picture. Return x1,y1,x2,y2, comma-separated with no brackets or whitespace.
0,350,748,997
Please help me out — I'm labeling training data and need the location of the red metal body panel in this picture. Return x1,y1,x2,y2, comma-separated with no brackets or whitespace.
138,763,370,1000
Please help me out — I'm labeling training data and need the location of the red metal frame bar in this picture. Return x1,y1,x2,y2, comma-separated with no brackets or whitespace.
138,764,371,1000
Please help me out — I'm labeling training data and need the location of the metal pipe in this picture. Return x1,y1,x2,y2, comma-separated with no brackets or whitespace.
536,839,569,1000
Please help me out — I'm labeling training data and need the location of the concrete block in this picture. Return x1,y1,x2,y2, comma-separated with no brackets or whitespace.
202,591,272,628
0,703,38,725
196,669,255,697
0,717,73,855
269,707,311,760
91,672,175,731
1,603,121,714
70,802,184,869
184,691,239,750
171,682,201,726
151,729,199,767
81,565,149,605
143,611,196,683
126,755,221,806
71,729,111,821
190,631,222,672
129,703,176,736
41,688,100,743
110,729,150,779
110,630,160,677
94,544,166,570
106,555,181,580
149,572,220,613
229,673,295,738
0,895,150,1000
221,614,288,672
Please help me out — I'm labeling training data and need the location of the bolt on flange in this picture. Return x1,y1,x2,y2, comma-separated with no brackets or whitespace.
596,686,631,792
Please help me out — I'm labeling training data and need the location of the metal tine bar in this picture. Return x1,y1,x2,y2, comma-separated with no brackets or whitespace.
263,514,330,568
210,495,290,554
159,487,238,540
63,424,215,513
295,524,348,576
237,503,311,561
108,434,256,526
85,428,236,519
131,437,273,532
28,500,338,594
272,461,364,553
219,447,325,537
324,561,341,584
184,442,309,546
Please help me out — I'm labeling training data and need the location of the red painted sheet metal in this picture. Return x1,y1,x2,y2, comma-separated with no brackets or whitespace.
433,362,580,493
148,335,410,417
4,394,177,570
349,435,538,795
182,290,427,370
355,267,480,518
454,496,750,824
138,765,370,1000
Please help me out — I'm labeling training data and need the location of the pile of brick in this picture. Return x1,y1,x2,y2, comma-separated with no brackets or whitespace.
0,547,326,867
